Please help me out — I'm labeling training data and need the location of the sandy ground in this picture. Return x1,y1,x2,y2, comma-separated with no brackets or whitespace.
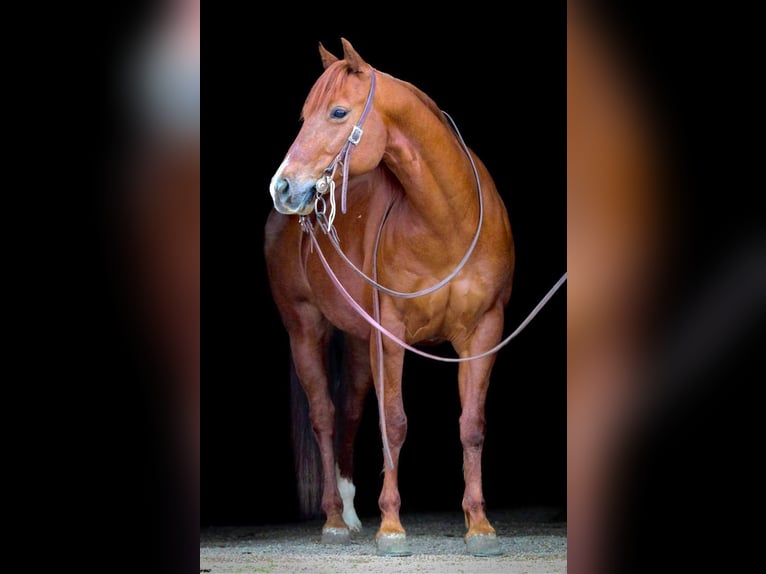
200,507,566,573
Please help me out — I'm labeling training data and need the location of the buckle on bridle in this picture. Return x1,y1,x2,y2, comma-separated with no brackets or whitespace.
348,125,363,145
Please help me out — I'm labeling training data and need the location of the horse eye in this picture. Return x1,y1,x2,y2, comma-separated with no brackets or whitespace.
330,108,348,119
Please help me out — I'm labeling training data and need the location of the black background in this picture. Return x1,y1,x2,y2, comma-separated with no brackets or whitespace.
201,9,567,526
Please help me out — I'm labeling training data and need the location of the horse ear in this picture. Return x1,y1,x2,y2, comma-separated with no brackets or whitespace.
318,42,339,69
340,37,368,72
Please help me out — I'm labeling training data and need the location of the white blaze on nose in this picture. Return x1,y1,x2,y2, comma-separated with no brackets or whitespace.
269,156,290,203
335,464,362,531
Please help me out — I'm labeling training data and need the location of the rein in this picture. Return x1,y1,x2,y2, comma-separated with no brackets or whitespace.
302,217,567,363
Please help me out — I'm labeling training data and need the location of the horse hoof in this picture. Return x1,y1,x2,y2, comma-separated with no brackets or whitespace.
376,533,412,556
321,527,351,544
466,533,503,556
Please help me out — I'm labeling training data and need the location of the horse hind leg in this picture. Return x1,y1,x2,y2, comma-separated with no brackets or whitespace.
333,332,373,532
288,323,349,543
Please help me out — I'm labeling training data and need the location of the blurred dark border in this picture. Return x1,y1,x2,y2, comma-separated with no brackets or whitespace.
585,4,766,572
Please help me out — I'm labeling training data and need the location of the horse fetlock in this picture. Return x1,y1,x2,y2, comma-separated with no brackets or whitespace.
377,514,406,538
466,518,496,537
321,512,352,544
322,509,347,527
335,467,362,530
342,506,362,531
378,492,402,516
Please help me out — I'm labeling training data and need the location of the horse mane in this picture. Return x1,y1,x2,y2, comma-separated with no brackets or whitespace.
302,61,452,131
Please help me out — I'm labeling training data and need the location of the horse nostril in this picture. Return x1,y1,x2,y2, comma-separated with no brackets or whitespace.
275,177,289,199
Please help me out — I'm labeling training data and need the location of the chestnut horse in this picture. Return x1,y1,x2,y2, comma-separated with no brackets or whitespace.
265,39,514,556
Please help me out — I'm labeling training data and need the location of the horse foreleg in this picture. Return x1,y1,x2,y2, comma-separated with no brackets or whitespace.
455,309,505,556
334,333,373,532
372,333,411,556
289,327,348,543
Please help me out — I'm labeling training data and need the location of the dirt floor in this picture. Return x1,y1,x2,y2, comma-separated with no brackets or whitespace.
200,506,566,573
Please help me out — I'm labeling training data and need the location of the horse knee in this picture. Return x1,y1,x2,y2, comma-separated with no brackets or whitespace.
384,411,407,444
459,414,486,449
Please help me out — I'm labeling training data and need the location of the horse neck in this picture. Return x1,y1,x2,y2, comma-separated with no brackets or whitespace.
380,81,479,229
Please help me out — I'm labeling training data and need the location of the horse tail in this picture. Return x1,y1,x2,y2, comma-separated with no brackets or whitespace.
290,329,344,519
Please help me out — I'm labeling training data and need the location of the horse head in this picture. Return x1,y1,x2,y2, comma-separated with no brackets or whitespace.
269,38,387,215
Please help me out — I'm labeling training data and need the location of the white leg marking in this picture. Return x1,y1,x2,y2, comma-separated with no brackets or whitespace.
336,464,362,531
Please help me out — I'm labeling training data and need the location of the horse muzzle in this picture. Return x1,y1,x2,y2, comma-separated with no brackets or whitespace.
270,176,316,215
